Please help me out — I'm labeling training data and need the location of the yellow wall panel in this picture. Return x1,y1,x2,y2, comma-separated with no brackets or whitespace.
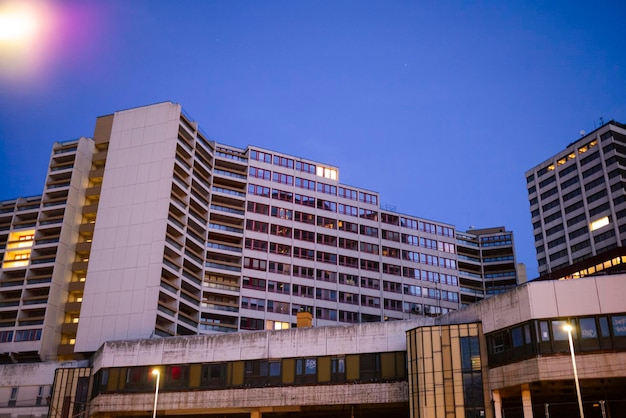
346,354,360,381
189,364,201,387
282,358,295,384
318,356,331,383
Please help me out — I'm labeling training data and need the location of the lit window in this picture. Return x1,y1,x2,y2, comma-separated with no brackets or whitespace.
316,166,338,180
590,216,610,232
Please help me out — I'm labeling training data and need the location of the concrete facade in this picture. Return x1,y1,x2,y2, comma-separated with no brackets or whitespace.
525,120,626,278
0,276,624,418
0,102,521,363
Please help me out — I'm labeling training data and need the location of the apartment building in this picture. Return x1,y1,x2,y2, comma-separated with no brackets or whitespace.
525,120,626,279
456,227,522,305
0,102,519,362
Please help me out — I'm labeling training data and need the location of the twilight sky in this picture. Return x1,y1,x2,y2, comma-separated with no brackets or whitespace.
1,0,625,280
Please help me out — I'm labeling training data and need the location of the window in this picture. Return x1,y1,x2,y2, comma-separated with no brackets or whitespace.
272,172,294,186
273,155,294,168
271,206,293,220
293,246,314,260
268,280,290,294
317,199,337,212
360,259,379,272
317,233,337,247
14,328,41,341
338,203,358,216
249,167,271,180
294,211,315,225
248,184,270,198
293,228,315,242
201,363,227,388
358,192,377,205
245,238,267,252
293,265,314,279
243,277,266,291
382,230,400,242
360,242,379,254
247,201,269,215
361,277,380,289
317,216,336,229
316,288,337,301
437,225,454,237
359,225,378,238
316,166,337,180
316,269,336,282
359,208,378,221
382,246,400,258
296,358,317,384
243,257,267,271
419,221,436,234
339,274,359,286
270,224,292,237
317,182,337,195
316,251,337,264
269,243,291,257
339,187,358,200
360,353,381,381
250,150,272,163
293,284,314,298
246,219,269,233
339,255,359,268
271,189,293,202
294,194,315,207
381,213,399,225
9,387,18,407
295,177,315,190
611,315,626,337
339,220,359,234
296,160,316,174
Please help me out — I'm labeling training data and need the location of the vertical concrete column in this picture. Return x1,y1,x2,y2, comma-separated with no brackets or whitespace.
521,384,533,418
492,390,503,418
250,410,261,418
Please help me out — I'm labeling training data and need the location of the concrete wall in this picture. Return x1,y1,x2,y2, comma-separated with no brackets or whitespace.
92,318,433,372
90,382,408,416
76,102,182,353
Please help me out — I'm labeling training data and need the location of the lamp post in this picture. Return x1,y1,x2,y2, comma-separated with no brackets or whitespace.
151,369,160,418
564,324,584,418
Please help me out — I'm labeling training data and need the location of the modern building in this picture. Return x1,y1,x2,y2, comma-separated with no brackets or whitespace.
525,120,626,279
456,227,523,305
1,273,624,418
0,102,521,363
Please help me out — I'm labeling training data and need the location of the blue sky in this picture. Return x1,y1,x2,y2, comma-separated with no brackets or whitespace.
1,0,625,279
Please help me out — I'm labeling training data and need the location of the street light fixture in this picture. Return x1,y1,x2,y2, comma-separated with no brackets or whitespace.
151,369,160,418
564,324,584,418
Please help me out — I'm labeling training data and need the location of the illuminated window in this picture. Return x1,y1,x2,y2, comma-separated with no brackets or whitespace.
316,166,337,180
590,216,610,231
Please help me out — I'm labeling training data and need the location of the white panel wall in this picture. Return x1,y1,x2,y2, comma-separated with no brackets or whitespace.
76,103,182,352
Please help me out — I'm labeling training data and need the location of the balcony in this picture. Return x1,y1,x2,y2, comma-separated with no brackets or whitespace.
61,322,78,334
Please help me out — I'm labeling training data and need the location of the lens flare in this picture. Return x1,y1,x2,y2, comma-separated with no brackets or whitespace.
0,4,38,41
0,0,54,82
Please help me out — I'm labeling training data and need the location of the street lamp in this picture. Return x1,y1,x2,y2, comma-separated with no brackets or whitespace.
151,369,160,418
564,324,584,418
